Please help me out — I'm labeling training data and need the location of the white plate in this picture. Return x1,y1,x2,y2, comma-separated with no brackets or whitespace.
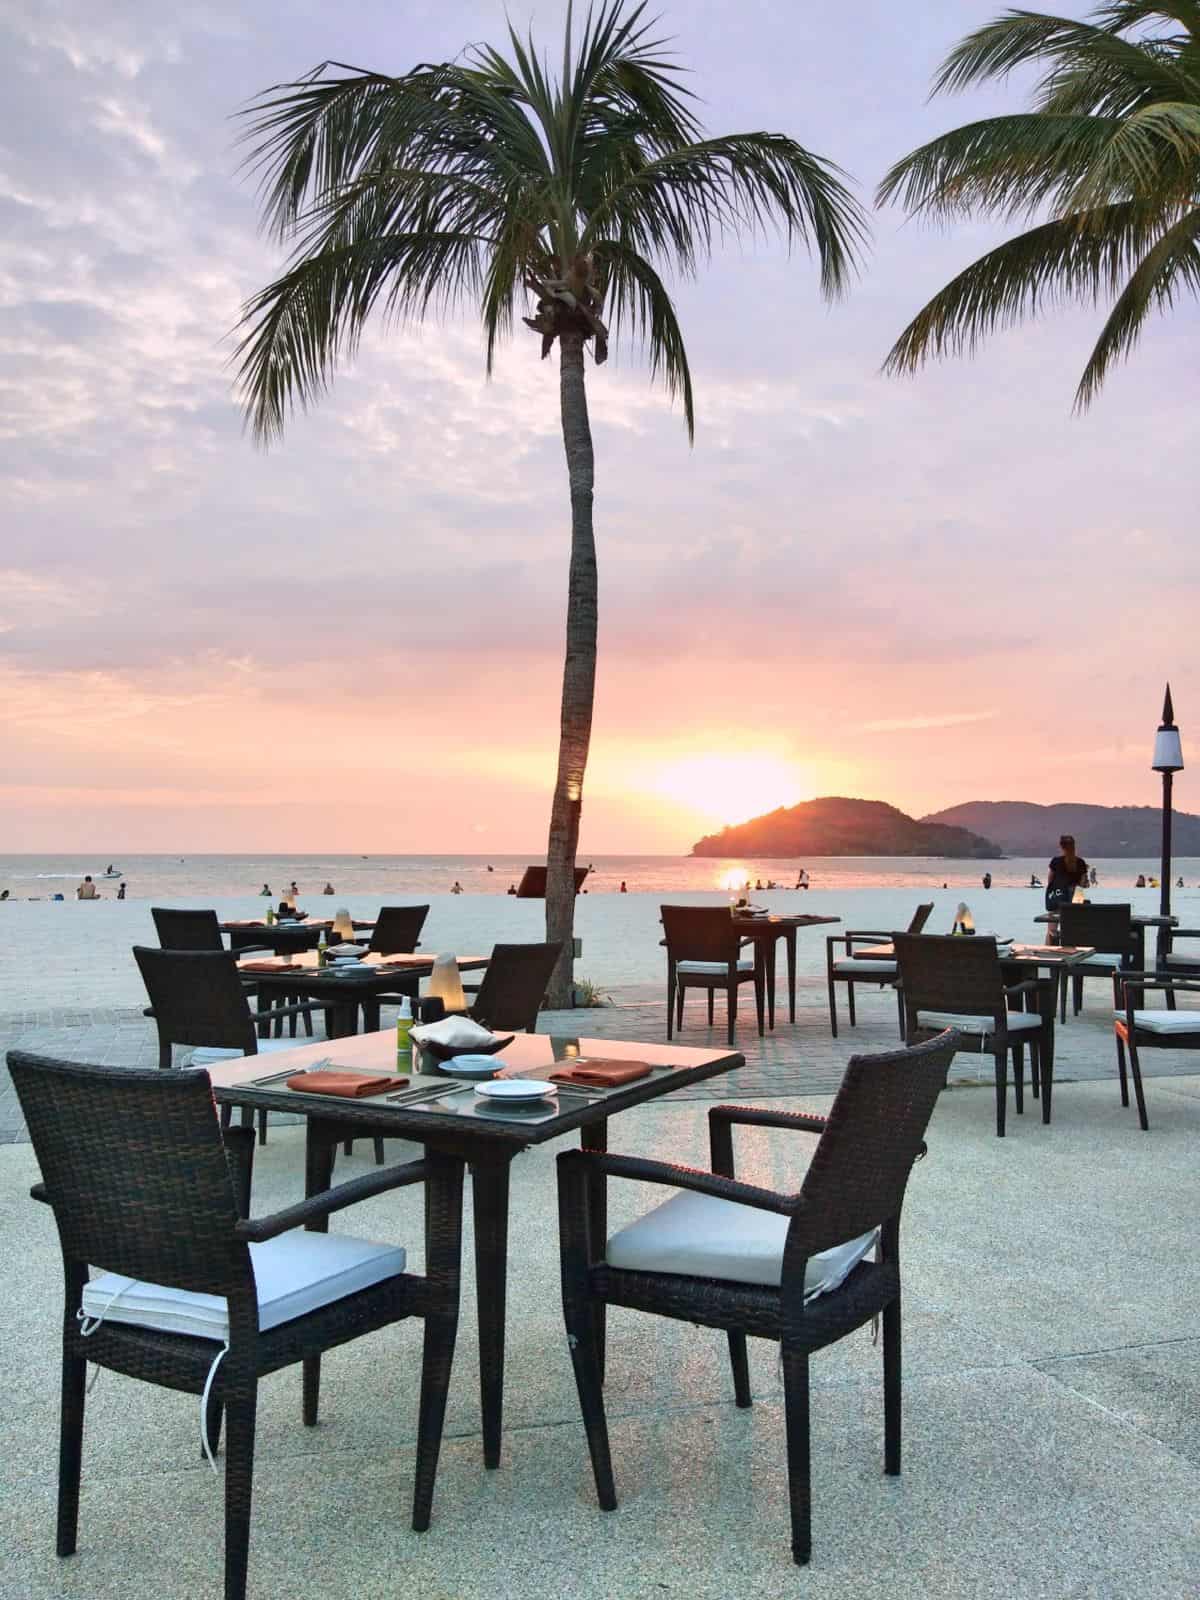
440,1055,502,1080
474,1078,556,1103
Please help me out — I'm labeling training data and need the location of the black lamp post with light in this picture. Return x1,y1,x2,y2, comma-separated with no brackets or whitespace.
1152,684,1184,965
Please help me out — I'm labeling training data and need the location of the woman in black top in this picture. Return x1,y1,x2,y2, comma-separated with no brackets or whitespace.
1046,834,1088,911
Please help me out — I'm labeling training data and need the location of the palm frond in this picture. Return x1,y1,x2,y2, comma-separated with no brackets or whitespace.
1075,203,1200,403
592,238,695,435
931,10,1190,100
881,202,1172,375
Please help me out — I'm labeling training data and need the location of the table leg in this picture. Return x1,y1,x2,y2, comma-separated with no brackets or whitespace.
785,930,797,1024
765,938,777,1031
470,1153,514,1468
581,1121,608,1383
302,1121,337,1426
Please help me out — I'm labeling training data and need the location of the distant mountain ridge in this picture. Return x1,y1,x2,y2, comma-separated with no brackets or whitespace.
921,801,1200,857
691,797,999,859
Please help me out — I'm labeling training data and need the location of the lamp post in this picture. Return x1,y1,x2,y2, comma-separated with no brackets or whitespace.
1152,684,1184,964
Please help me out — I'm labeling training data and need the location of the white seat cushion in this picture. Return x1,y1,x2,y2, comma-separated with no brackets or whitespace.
1165,952,1200,968
916,1009,1041,1037
676,960,754,977
81,1231,406,1342
1074,953,1122,970
606,1188,877,1295
190,1038,300,1067
1115,1009,1200,1036
833,959,897,976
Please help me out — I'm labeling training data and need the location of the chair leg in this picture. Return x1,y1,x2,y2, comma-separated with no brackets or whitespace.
676,983,685,1031
373,1138,385,1165
1029,1040,1040,1099
846,982,856,1027
882,1294,901,1476
753,971,765,1038
56,1352,87,1557
219,1102,233,1132
726,984,736,1048
301,1005,313,1038
203,1388,224,1461
1058,969,1067,1026
564,1291,616,1511
728,1332,752,1408
707,988,715,1026
1115,1031,1130,1106
1011,1044,1024,1115
781,1344,812,1566
666,971,675,1041
1165,986,1177,1012
223,1388,257,1600
1127,1038,1150,1132
993,1049,1007,1138
827,975,838,1038
256,1110,267,1147
303,1356,321,1427
1072,973,1083,1017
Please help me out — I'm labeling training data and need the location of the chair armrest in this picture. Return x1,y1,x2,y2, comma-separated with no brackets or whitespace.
1003,980,1041,998
235,1157,432,1243
709,1104,826,1178
1116,973,1200,995
1167,928,1200,941
559,1149,795,1215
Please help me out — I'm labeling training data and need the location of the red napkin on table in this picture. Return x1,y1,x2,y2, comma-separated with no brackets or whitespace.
285,1071,409,1098
240,960,303,973
547,1059,653,1088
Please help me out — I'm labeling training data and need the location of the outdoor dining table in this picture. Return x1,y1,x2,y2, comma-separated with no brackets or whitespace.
207,1028,743,1469
236,950,489,1039
728,913,842,1028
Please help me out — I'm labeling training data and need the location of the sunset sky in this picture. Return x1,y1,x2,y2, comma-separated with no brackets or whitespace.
0,0,1193,854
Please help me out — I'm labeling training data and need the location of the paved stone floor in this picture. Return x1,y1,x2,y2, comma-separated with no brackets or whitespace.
4,973,1199,1141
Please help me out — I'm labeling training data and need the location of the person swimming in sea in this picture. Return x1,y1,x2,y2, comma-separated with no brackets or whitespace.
322,882,335,895
116,882,126,900
451,881,464,895
260,883,271,897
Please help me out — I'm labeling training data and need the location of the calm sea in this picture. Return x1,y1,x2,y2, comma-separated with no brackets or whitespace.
1,853,1195,901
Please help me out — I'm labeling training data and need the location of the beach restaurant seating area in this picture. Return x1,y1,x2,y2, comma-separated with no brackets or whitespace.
5,894,1200,1598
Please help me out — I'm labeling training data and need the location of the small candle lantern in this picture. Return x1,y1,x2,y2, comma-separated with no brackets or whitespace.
953,902,975,935
332,907,354,941
1071,886,1086,905
429,952,467,1013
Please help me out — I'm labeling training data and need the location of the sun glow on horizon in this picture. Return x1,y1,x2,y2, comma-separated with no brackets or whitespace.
636,751,813,835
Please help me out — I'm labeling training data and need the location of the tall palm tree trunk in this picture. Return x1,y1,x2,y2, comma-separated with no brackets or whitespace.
545,328,597,1007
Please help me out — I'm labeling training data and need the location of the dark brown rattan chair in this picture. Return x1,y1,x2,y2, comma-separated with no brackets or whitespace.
133,947,317,1146
1056,903,1139,1022
151,907,227,951
1159,925,1200,1008
661,904,764,1047
893,933,1054,1138
825,902,933,1038
1112,971,1200,1131
8,1051,463,1600
368,905,430,956
465,941,563,1031
556,1031,959,1567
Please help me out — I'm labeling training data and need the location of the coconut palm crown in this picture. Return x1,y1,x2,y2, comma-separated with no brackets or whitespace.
234,1,866,1002
878,2,1200,408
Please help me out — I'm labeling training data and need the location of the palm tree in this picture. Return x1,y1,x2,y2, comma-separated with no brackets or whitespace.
878,2,1200,409
235,1,865,1004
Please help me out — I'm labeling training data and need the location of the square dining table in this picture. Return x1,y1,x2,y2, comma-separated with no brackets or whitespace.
207,1029,743,1468
731,912,841,1027
236,951,490,1039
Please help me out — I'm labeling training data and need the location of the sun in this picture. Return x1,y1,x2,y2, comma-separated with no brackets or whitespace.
641,751,809,833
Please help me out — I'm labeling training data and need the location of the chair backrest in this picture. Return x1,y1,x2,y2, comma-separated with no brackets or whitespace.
1059,901,1133,955
268,924,323,956
151,906,224,951
134,946,257,1053
468,942,563,1031
908,902,935,935
8,1051,249,1296
660,905,741,964
892,932,1005,1018
783,1032,958,1266
369,905,430,955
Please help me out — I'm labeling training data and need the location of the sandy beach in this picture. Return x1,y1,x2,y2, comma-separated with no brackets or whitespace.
3,882,1196,1016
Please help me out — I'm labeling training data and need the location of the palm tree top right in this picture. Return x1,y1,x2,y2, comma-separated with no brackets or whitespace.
878,2,1200,409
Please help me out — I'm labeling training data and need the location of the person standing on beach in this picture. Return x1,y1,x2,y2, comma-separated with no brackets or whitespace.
982,872,992,889
116,882,126,900
1045,835,1088,911
619,880,628,893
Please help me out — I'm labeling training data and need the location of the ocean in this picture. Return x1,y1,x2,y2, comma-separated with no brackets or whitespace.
2,852,1197,901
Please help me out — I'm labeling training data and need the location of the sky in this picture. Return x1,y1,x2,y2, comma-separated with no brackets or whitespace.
0,0,1194,854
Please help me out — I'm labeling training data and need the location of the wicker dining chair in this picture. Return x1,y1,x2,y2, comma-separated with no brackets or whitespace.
464,941,563,1031
1155,924,1200,1007
825,902,934,1038
133,947,318,1146
367,905,433,1014
893,933,1054,1137
1056,903,1139,1022
1112,971,1200,1131
661,905,764,1046
556,1031,959,1567
8,1051,463,1600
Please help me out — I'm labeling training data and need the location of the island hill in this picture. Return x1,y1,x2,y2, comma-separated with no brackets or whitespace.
923,800,1200,857
691,798,1000,859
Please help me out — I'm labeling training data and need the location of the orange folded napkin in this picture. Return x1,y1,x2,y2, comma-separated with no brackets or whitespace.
285,1071,409,1098
240,960,303,973
547,1059,652,1088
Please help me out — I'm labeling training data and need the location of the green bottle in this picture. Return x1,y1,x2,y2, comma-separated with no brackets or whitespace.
317,930,328,968
396,997,414,1071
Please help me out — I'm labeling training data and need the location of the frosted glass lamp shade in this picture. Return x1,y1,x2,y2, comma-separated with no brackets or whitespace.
1153,727,1183,772
429,953,467,1012
1071,887,1086,905
332,908,354,940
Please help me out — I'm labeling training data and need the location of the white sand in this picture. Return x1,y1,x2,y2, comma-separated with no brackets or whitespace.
2,884,1185,1014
